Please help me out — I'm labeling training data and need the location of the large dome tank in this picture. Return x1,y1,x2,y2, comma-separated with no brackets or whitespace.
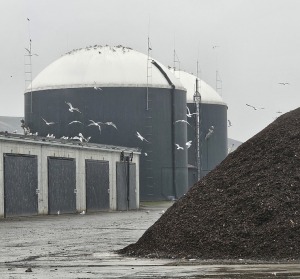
172,70,228,187
24,45,188,201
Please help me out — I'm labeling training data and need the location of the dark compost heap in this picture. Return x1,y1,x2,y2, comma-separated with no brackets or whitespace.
119,108,300,260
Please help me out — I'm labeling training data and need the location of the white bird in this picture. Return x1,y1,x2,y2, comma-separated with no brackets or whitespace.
278,82,289,85
175,120,192,126
186,140,192,149
46,134,55,138
175,143,184,150
80,210,85,215
205,126,214,140
246,104,265,110
93,82,103,91
136,131,149,143
42,117,55,125
228,120,232,127
78,133,87,142
186,106,198,118
88,120,101,133
65,102,81,113
71,136,82,141
159,210,165,214
57,210,60,215
144,152,148,156
103,122,117,129
68,120,83,125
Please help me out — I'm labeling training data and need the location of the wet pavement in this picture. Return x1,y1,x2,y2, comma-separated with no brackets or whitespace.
1,201,300,278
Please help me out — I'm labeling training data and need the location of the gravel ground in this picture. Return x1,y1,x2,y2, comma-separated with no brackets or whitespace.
1,202,300,278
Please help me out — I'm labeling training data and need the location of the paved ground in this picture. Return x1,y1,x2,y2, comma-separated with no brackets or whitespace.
1,201,300,278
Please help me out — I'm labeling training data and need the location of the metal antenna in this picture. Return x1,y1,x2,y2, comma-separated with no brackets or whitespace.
213,45,222,96
173,49,180,72
24,18,33,113
146,24,152,110
173,35,181,73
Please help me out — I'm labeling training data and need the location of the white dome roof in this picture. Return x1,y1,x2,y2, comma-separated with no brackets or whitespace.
27,45,185,92
172,70,226,105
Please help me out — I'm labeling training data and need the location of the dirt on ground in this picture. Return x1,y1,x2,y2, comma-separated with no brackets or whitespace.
119,107,300,261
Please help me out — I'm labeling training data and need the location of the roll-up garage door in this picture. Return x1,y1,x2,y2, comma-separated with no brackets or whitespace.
48,157,76,214
4,154,38,217
85,160,109,211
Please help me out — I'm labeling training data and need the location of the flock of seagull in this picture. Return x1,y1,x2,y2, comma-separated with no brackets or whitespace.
40,99,119,142
40,103,209,153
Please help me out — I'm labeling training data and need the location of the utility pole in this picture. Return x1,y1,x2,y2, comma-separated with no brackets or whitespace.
194,77,201,180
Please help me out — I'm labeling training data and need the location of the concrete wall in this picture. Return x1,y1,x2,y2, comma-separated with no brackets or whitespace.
0,136,140,218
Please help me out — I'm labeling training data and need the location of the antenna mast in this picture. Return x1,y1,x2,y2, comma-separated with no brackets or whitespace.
24,18,33,113
213,45,222,96
194,59,202,180
146,36,152,110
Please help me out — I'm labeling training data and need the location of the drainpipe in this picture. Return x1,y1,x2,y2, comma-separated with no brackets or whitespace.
151,61,177,198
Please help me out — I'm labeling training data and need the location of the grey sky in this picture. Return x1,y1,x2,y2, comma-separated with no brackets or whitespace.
1,0,300,142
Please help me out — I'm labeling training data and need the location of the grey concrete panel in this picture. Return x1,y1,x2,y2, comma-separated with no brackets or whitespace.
161,167,173,199
85,160,109,211
48,157,76,214
4,154,38,217
129,163,137,210
116,162,128,211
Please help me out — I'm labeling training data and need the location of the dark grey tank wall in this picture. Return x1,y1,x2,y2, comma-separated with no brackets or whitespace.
187,102,228,187
25,87,188,201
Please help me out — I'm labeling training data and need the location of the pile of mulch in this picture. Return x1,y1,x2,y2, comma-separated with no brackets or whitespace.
118,107,300,261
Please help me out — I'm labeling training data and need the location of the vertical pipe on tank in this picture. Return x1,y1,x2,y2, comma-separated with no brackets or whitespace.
170,85,177,198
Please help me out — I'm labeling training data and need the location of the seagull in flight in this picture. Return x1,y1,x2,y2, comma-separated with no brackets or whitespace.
175,143,184,150
136,131,149,143
278,82,289,85
246,104,265,110
65,102,81,113
175,119,192,126
186,141,192,149
186,106,198,118
103,122,117,129
42,117,55,125
228,120,232,127
205,126,214,140
68,120,83,125
88,120,101,133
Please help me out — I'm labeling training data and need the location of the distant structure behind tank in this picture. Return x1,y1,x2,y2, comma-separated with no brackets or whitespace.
24,45,188,201
172,70,228,187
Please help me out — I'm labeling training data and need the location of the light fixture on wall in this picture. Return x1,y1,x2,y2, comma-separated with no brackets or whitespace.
120,151,124,162
129,152,133,162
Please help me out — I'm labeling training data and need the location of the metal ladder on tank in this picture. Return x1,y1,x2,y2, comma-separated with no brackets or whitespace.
144,37,154,197
24,40,33,113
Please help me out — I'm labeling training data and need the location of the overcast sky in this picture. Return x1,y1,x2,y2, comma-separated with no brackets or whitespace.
1,0,300,142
